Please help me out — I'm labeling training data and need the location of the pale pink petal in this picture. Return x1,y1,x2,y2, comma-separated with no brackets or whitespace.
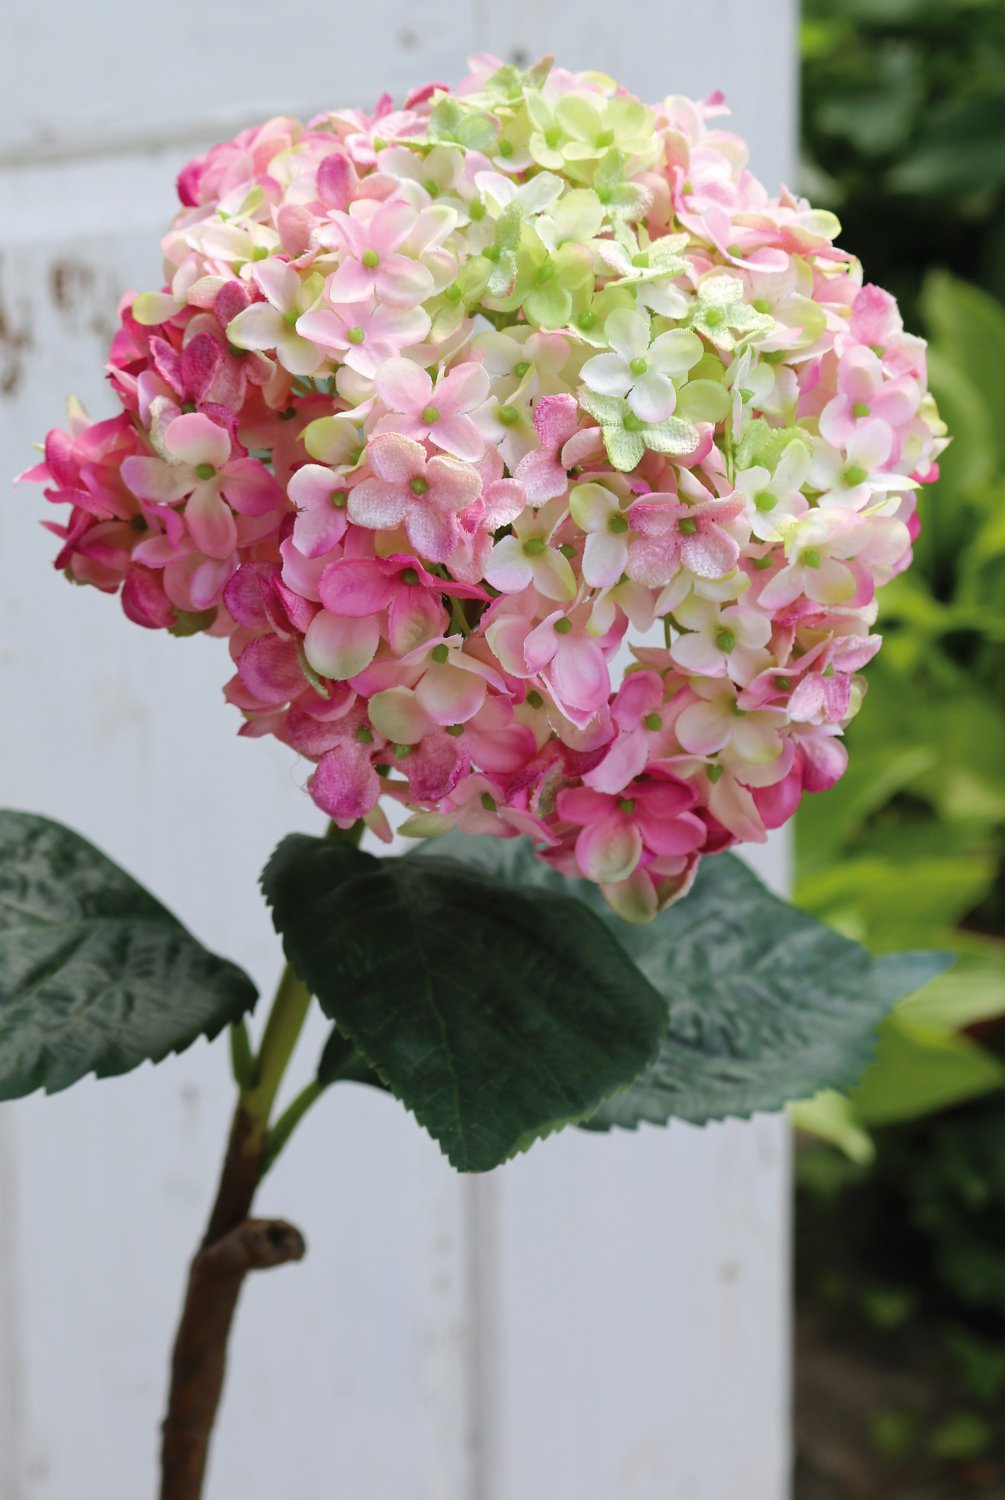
348,476,407,530
484,535,533,594
551,635,610,712
253,259,300,313
676,700,730,755
582,529,628,588
575,815,643,884
584,730,650,794
404,500,457,563
416,663,487,725
277,329,326,377
304,610,380,679
424,455,483,512
226,302,285,352
368,686,432,744
326,259,377,304
429,413,486,462
185,483,238,559
375,357,432,414
366,431,426,483
376,255,436,306
164,412,231,469
122,456,193,503
680,527,739,578
670,631,726,675
435,361,491,415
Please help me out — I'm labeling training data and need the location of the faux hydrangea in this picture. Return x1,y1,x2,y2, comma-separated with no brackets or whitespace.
21,56,947,921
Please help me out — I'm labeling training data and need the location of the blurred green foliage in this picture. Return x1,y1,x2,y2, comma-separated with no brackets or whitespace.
794,0,1005,1154
801,0,1005,323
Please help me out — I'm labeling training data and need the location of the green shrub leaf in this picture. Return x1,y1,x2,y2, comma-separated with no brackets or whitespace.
261,832,668,1171
419,834,951,1133
0,810,258,1099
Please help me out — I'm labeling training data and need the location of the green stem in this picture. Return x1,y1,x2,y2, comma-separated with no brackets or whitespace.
238,963,312,1140
261,1080,325,1174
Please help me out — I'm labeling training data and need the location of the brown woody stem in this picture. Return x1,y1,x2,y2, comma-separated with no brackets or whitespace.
158,969,312,1500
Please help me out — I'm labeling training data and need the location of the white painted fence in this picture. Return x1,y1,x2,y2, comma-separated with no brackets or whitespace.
0,6,796,1497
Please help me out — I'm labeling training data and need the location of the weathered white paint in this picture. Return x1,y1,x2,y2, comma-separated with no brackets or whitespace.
0,8,796,1497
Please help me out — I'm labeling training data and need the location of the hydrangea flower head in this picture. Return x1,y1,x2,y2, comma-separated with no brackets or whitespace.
21,56,946,920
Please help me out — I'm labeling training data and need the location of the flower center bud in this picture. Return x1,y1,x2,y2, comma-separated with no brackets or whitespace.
421,405,440,425
445,284,462,304
362,248,381,268
802,547,821,568
393,743,412,760
704,307,725,327
481,792,497,811
643,712,663,731
631,252,649,269
445,723,465,736
283,308,300,328
195,463,217,480
775,676,792,690
545,126,563,149
608,514,629,533
618,797,636,815
577,310,597,330
823,663,836,678
629,356,648,376
752,554,773,570
526,689,544,709
410,476,430,496
523,537,547,555
251,245,269,262
844,465,868,486
423,179,439,198
716,628,736,652
535,263,557,286
754,490,777,512
354,726,374,743
330,490,348,508
678,517,698,535
514,360,531,377
347,326,365,344
851,402,871,419
468,199,486,221
707,763,724,783
431,643,450,663
752,298,771,314
554,617,573,635
401,567,420,585
498,404,520,425
558,542,576,558
498,138,514,158
623,413,644,432
596,129,615,148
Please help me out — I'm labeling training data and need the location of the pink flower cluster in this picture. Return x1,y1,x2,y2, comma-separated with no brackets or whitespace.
22,57,946,920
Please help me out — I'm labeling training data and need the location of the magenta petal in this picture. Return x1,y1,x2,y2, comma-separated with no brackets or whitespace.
309,744,380,820
221,459,284,516
237,636,305,704
318,558,393,616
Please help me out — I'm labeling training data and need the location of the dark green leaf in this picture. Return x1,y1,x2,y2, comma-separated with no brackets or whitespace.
261,832,668,1171
422,835,952,1132
0,810,257,1099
